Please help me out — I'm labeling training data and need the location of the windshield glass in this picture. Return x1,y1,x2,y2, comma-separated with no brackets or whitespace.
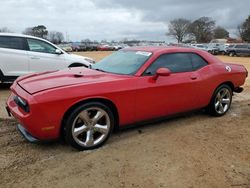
91,50,152,75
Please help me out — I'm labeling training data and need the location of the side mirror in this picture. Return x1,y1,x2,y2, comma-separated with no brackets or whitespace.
55,49,62,55
153,68,171,80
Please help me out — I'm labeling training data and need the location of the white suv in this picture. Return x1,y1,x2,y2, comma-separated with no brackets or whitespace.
0,33,94,83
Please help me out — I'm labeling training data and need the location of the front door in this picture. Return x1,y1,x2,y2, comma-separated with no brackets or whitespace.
26,38,66,73
135,52,207,122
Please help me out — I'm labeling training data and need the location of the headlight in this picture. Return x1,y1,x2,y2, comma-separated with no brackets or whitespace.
14,95,29,113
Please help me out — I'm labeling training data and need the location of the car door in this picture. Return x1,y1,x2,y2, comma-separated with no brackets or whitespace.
135,53,206,122
26,38,66,73
0,36,29,76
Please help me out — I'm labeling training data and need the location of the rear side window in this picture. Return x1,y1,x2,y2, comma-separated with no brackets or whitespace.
190,53,208,70
0,36,25,50
235,45,247,48
144,53,193,75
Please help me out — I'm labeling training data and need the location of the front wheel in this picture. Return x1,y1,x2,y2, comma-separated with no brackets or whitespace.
208,85,232,117
64,102,114,150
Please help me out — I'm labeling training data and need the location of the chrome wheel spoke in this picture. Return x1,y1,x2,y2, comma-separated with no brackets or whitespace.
92,110,105,125
216,93,221,100
219,103,224,113
215,101,220,109
94,124,108,134
221,89,228,98
221,98,230,104
79,111,90,122
73,125,88,137
85,130,94,146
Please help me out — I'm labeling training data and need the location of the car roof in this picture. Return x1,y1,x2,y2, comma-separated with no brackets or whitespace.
123,46,203,54
0,32,46,40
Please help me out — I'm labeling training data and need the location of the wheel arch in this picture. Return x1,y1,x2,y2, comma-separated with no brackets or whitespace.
217,81,234,91
60,97,120,138
209,81,234,103
68,62,88,68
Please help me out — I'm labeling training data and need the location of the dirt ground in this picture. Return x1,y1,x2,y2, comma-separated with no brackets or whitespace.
0,53,250,188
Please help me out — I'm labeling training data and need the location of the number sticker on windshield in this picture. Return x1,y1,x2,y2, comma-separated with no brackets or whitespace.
136,51,152,56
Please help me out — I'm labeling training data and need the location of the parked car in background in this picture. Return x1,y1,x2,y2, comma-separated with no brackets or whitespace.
97,44,112,51
57,44,73,52
226,44,250,57
224,44,235,55
113,45,122,51
0,33,94,83
71,43,81,52
85,42,98,51
6,47,248,150
192,44,219,55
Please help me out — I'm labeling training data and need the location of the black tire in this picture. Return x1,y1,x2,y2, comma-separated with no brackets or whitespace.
208,84,232,117
64,102,114,150
0,70,3,83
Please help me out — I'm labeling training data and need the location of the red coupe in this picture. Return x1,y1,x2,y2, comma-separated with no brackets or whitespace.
6,47,248,150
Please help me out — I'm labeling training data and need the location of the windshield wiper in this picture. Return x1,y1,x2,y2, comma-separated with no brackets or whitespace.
93,68,106,72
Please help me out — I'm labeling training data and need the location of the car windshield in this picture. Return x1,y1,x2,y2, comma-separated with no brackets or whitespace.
91,50,152,75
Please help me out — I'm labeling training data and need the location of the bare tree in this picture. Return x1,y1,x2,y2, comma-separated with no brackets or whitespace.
0,27,11,33
189,17,216,43
237,24,244,40
48,31,64,44
167,18,191,43
23,27,33,35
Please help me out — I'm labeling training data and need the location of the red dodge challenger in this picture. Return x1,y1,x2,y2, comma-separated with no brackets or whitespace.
6,47,248,150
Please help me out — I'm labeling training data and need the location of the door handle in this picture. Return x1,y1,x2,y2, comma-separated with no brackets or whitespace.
30,56,40,60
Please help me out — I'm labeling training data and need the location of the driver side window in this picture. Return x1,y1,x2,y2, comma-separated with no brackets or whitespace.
27,38,57,54
144,53,193,75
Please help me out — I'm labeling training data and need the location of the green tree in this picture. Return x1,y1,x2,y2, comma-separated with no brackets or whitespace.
23,25,48,39
167,18,191,43
189,17,215,43
213,26,229,39
238,15,250,42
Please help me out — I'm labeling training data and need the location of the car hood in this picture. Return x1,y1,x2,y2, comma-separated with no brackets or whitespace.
66,54,95,64
17,68,131,94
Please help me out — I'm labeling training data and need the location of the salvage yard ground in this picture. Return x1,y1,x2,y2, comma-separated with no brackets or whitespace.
0,52,249,188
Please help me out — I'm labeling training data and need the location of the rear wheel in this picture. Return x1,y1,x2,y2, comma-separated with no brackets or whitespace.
229,51,235,57
64,102,114,150
208,84,232,116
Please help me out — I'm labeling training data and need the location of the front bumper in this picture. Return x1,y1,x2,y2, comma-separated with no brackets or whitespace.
6,105,39,142
17,124,39,142
6,88,59,140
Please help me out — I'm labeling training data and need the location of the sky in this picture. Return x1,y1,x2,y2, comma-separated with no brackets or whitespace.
0,0,249,42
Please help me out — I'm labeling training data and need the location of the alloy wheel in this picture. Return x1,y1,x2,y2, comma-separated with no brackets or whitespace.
71,107,111,147
214,88,231,114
